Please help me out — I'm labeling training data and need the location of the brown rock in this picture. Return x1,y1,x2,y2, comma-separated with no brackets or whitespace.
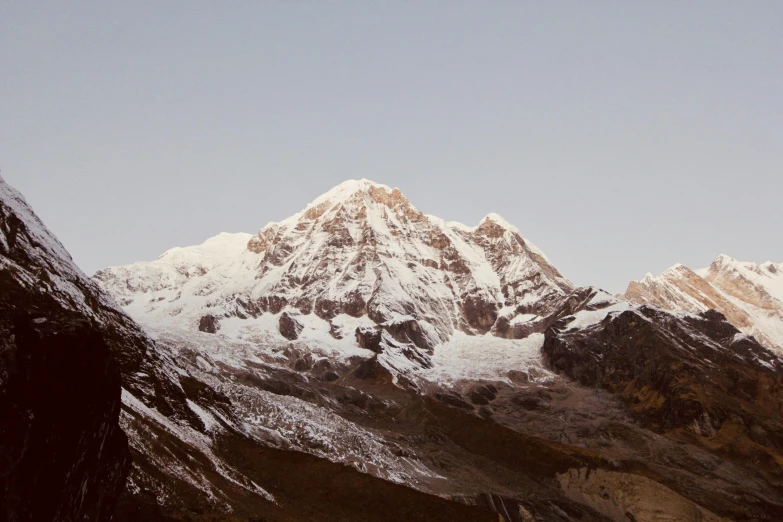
355,326,383,353
198,314,220,334
279,311,304,341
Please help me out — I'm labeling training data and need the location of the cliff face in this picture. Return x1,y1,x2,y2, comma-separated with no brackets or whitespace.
0,177,130,520
0,279,129,521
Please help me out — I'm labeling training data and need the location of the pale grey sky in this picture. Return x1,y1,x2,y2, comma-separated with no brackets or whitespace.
1,1,780,292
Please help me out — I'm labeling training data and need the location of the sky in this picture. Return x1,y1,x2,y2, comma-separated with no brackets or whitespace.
1,1,780,293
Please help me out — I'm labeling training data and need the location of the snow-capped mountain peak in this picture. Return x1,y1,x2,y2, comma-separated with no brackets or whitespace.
624,253,783,353
306,178,399,206
479,212,518,232
95,180,573,366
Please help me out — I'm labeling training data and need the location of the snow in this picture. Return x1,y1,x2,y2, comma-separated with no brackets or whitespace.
186,399,220,432
510,313,538,325
567,299,632,329
158,232,253,261
420,332,552,384
307,178,395,209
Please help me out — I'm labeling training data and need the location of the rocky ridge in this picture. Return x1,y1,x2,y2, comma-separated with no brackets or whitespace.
624,254,783,354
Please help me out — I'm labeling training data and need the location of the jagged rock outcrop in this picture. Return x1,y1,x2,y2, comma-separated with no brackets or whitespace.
355,325,383,353
542,295,783,509
198,314,220,333
279,311,304,340
544,303,783,432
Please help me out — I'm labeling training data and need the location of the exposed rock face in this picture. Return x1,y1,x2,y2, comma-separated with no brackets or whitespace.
279,311,304,340
355,325,383,353
0,177,130,520
198,314,220,333
0,293,130,521
382,316,433,350
540,295,783,518
544,302,783,436
557,468,728,522
624,255,783,354
353,319,435,373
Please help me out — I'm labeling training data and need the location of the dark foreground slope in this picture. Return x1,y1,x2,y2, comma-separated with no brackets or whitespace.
0,179,129,520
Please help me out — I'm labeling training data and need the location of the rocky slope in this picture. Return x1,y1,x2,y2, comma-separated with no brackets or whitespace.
91,179,783,521
624,255,783,354
0,177,130,520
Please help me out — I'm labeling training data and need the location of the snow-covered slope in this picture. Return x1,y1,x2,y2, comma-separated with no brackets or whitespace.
624,254,783,353
95,179,572,362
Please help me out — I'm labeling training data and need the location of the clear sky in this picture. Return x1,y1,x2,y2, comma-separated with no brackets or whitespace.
2,1,781,293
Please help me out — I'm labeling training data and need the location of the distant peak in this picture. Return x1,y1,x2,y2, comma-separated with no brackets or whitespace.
661,263,700,279
334,178,389,191
713,254,735,264
314,179,393,199
480,213,519,233
635,263,695,283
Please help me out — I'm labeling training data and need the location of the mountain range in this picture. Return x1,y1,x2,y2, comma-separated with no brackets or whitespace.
624,256,783,354
2,177,782,521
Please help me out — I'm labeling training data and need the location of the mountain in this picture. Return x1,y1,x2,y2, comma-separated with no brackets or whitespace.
95,179,572,374
624,254,783,354
91,179,783,521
